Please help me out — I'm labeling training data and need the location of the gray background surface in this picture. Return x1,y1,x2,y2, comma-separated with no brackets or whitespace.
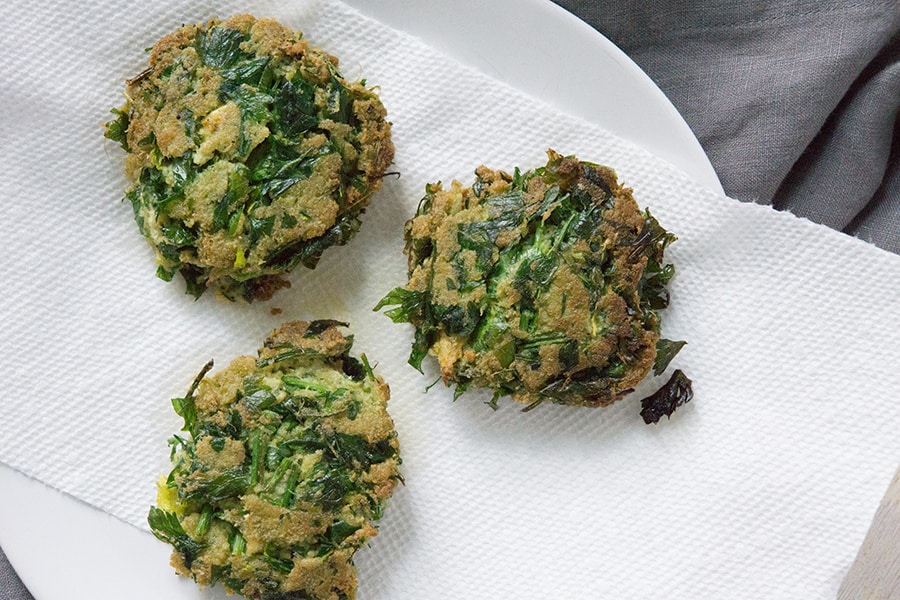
555,0,900,253
2,1,898,597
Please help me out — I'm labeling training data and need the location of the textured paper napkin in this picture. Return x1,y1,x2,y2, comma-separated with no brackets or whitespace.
2,0,900,598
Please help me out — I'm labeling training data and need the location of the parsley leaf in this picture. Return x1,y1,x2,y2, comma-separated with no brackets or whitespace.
196,27,248,69
147,507,205,568
653,338,686,376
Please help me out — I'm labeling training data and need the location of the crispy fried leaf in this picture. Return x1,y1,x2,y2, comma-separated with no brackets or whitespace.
639,369,694,424
653,339,686,376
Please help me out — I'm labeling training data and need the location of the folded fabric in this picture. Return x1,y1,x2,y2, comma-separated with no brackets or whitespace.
555,0,900,253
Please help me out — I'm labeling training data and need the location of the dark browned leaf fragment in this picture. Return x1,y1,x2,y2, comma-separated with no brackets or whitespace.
640,369,693,424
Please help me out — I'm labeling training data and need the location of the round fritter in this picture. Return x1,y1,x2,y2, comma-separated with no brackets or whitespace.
149,320,401,599
105,15,394,302
377,150,680,409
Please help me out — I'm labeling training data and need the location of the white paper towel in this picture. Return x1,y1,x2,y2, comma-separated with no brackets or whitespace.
1,0,899,598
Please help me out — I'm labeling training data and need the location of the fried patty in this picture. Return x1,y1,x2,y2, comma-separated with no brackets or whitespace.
106,15,394,301
150,320,401,599
378,150,680,409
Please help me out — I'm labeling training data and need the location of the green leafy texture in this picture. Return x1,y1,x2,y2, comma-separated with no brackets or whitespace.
171,359,214,437
150,320,401,599
161,220,199,247
211,166,250,232
179,264,209,300
653,338,686,376
373,288,427,324
263,210,363,272
181,467,251,503
106,16,394,302
104,108,130,151
220,55,271,88
272,77,319,139
374,288,433,371
221,79,274,125
378,150,686,409
196,27,249,69
148,507,205,568
248,214,276,246
325,65,356,124
250,141,322,202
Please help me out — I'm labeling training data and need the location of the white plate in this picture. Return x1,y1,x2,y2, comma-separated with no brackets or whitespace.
0,1,721,598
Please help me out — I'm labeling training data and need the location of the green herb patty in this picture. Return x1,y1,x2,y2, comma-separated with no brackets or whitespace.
106,15,394,301
377,150,684,410
150,320,401,599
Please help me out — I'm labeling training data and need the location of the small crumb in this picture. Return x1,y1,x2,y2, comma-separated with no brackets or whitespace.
270,307,283,316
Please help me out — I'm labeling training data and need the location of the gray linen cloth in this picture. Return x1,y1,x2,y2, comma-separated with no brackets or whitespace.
557,0,900,253
0,547,31,600
2,1,898,597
